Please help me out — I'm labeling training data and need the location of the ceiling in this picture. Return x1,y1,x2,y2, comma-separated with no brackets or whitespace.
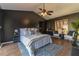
0,3,79,20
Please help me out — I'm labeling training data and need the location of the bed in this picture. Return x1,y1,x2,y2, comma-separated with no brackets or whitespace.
20,28,53,56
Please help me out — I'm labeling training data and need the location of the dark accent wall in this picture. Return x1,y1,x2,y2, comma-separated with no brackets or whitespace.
0,9,4,43
1,9,45,42
0,9,2,43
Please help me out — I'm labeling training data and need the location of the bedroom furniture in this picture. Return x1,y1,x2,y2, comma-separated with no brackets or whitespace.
18,36,72,56
18,42,64,56
13,35,19,43
39,21,47,34
46,30,53,36
53,31,75,41
39,20,54,34
20,28,52,56
20,34,52,56
75,31,79,46
76,41,79,46
59,34,64,39
13,29,19,42
64,31,75,41
53,31,59,38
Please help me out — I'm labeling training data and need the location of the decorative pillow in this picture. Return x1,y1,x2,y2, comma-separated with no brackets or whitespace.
30,28,38,35
25,28,32,36
20,28,27,36
67,31,75,36
25,31,31,37
20,28,39,36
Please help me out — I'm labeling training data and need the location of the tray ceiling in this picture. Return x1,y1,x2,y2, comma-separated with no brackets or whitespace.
0,3,79,20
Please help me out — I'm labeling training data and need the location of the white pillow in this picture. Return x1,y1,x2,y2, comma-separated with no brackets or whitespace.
20,28,27,36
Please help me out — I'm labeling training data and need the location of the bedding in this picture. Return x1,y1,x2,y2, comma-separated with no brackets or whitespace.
20,28,52,56
20,34,52,56
18,42,64,56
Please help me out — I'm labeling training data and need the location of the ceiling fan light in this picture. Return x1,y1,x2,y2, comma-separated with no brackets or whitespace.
41,12,44,15
44,12,47,15
40,12,47,16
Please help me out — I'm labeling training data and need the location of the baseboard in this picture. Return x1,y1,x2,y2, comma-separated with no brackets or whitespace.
0,41,14,48
2,41,14,45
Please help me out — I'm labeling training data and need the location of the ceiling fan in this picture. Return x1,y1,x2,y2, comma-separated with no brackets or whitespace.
39,3,53,16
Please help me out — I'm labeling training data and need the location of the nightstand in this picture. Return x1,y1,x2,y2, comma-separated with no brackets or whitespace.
13,35,19,43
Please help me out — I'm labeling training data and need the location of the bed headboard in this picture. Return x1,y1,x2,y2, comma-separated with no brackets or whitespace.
20,28,39,36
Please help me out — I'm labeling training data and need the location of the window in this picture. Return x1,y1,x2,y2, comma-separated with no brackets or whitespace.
55,19,68,34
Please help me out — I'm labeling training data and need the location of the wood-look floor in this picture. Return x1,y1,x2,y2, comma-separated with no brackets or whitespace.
0,43,21,56
51,37,72,56
0,37,72,56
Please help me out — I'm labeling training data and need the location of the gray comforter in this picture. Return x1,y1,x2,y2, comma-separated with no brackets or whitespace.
20,34,52,56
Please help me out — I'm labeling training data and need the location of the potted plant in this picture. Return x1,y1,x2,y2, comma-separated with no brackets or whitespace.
71,19,79,46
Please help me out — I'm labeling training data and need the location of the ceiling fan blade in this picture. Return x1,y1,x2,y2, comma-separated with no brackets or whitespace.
43,9,46,11
47,12,52,15
41,9,46,13
39,8,42,10
48,14,52,15
48,11,53,13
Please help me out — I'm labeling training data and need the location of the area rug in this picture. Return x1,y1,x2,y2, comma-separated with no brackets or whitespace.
18,42,64,56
